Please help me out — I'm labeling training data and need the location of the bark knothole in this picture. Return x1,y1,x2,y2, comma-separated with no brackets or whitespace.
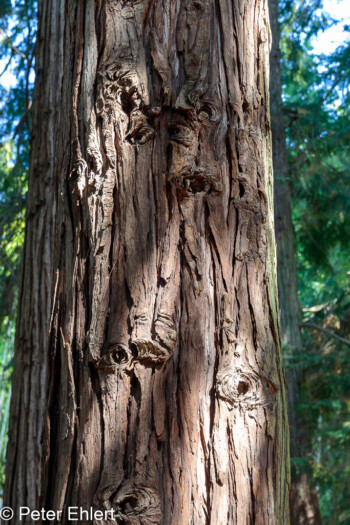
132,338,173,365
154,314,177,352
130,311,177,365
95,344,133,373
115,486,161,524
151,106,161,117
216,367,278,409
96,485,161,525
168,99,221,197
124,90,155,145
181,167,222,195
96,64,154,147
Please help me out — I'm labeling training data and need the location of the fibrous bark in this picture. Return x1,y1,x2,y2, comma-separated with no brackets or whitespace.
269,0,321,523
5,1,290,523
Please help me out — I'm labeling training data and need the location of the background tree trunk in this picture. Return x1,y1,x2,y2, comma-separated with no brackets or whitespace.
5,0,290,523
269,0,321,523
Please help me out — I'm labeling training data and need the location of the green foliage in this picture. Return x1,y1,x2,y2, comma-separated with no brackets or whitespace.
280,1,350,520
0,318,14,495
0,1,11,19
0,142,27,325
0,0,37,500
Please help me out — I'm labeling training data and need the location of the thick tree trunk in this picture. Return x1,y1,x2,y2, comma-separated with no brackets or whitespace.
269,0,321,523
5,1,290,523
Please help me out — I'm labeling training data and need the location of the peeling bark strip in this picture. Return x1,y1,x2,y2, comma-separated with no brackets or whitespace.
5,0,290,524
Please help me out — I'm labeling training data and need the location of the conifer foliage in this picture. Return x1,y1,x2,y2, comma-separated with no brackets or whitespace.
0,0,36,492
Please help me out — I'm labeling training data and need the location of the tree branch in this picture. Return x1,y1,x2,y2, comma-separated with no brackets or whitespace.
0,26,27,59
12,100,32,139
300,322,350,348
0,51,14,78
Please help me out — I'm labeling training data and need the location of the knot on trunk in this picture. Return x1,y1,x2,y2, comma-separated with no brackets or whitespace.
175,168,222,195
154,313,177,353
122,89,155,144
114,486,161,524
96,485,161,524
132,314,177,364
132,338,173,364
168,96,221,196
216,367,278,408
96,65,154,145
96,344,133,372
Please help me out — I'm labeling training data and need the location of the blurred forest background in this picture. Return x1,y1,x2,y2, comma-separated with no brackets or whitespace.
0,0,349,522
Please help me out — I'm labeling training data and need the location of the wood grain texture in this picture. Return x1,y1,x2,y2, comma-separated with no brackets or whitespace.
5,0,290,523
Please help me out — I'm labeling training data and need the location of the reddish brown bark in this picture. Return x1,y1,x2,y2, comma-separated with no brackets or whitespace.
5,1,290,523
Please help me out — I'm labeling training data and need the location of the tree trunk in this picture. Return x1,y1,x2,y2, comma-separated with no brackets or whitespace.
269,0,321,523
5,1,290,523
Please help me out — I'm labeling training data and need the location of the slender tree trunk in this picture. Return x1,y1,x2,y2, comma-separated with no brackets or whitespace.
5,1,290,523
269,0,321,523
